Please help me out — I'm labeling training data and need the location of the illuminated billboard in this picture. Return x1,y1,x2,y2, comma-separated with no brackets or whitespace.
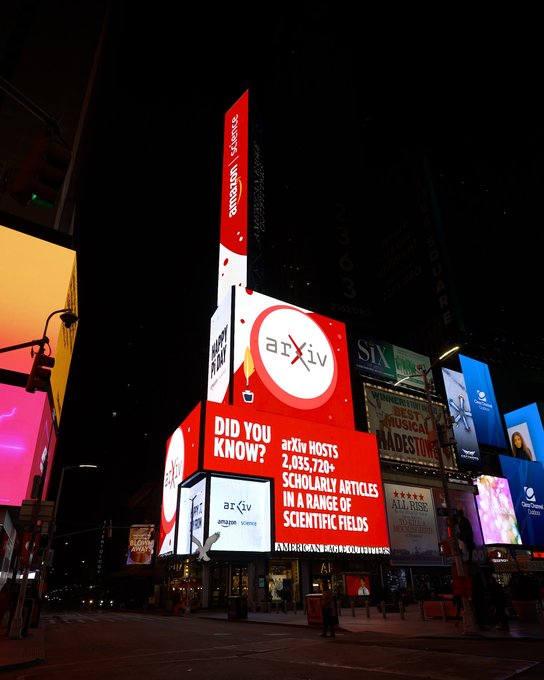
384,483,442,565
158,402,202,556
208,288,354,429
208,476,271,552
364,383,456,470
127,524,155,566
499,455,544,546
0,383,52,506
441,366,481,466
0,225,77,375
504,403,544,463
352,336,431,391
203,401,389,554
474,474,522,545
176,476,207,555
217,89,265,307
458,355,507,449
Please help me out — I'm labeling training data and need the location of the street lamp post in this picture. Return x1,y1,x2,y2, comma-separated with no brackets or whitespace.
38,464,99,599
186,494,198,615
5,309,78,640
0,308,78,356
8,464,97,639
395,346,477,635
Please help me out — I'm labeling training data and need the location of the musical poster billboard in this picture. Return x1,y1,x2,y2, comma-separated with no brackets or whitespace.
364,383,456,470
384,483,442,565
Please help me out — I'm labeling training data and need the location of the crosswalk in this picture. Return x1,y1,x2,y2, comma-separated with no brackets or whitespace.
43,610,163,625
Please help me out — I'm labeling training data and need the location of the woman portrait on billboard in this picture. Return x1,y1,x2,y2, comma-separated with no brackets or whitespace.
510,431,534,461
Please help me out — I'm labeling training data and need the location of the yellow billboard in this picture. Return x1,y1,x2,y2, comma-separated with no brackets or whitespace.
0,224,77,424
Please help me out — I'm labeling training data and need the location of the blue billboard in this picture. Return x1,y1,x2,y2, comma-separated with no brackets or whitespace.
458,354,507,449
499,455,544,546
442,366,481,467
504,402,544,464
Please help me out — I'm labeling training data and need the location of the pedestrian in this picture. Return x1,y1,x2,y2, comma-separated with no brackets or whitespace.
456,509,475,563
5,578,20,635
489,579,509,631
0,580,11,628
452,593,463,625
320,582,336,638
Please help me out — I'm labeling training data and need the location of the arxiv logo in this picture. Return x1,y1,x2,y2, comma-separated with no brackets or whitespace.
250,305,338,409
224,500,252,515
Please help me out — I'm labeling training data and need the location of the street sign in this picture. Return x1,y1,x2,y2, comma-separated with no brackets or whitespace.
19,500,54,522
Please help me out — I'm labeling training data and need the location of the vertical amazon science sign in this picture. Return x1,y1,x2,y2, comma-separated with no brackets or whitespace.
203,401,390,554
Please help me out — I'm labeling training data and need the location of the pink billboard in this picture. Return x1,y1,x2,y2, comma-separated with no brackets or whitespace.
0,384,53,506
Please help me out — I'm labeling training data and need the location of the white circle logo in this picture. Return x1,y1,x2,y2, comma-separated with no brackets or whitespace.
250,305,337,409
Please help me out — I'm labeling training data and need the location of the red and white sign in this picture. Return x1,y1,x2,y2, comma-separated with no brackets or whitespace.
217,90,249,305
158,403,202,556
203,401,389,554
208,288,354,429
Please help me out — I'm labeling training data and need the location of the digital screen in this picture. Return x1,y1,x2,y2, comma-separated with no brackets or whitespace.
126,524,155,566
217,90,249,305
458,355,507,449
208,476,271,552
176,477,207,555
229,289,354,429
442,366,481,466
474,474,522,545
203,401,390,554
158,402,202,556
0,224,76,375
499,455,544,545
504,403,544,463
0,384,49,506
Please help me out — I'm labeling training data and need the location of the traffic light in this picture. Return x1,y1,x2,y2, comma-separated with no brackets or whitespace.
25,349,55,393
9,133,72,208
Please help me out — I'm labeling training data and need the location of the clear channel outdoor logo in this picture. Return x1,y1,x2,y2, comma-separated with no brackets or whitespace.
525,486,536,503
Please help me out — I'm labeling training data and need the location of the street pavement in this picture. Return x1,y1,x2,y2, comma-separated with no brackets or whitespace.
1,603,543,672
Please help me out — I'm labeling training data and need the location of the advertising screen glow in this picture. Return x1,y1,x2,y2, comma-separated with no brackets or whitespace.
208,476,271,552
458,355,507,449
474,475,522,545
203,401,390,554
499,455,544,545
158,403,202,556
504,403,544,463
0,384,49,506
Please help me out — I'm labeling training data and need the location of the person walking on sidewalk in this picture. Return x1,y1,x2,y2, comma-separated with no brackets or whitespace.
320,583,336,638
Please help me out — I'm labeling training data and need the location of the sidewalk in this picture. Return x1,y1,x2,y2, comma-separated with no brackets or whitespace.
198,603,544,639
1,605,543,672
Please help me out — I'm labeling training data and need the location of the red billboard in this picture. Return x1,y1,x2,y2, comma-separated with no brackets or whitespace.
202,401,390,554
218,90,249,305
208,288,355,430
158,402,202,556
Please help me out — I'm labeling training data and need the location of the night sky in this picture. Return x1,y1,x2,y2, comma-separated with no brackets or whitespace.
49,4,543,571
